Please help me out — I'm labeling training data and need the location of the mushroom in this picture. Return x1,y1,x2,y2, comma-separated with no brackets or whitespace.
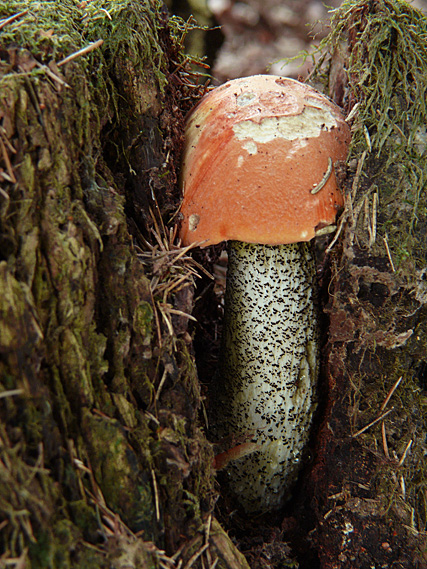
179,75,350,513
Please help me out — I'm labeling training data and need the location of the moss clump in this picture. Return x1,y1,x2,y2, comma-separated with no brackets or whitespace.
81,410,157,537
310,0,427,274
300,2,427,565
0,1,223,568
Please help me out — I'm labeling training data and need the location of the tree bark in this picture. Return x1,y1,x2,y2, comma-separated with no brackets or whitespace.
0,2,249,568
305,1,427,567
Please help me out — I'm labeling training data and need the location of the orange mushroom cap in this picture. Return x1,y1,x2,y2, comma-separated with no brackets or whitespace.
179,75,351,247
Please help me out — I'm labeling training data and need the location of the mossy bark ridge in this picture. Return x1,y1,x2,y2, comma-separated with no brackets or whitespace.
213,241,319,513
303,1,427,566
0,2,251,568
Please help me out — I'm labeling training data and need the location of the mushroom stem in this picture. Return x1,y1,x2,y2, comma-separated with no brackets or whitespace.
212,240,319,513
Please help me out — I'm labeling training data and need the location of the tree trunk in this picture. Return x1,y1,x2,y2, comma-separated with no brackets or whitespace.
0,2,249,568
305,1,427,567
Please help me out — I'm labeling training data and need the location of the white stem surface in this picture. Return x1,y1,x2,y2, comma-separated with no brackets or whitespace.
212,241,319,513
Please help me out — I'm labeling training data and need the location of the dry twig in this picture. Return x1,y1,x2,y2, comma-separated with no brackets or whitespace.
352,408,393,438
58,39,104,67
0,10,28,30
380,376,403,412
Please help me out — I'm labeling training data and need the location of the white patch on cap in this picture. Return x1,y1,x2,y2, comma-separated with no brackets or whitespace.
242,140,258,155
236,92,257,106
232,106,337,143
189,213,200,231
237,155,244,167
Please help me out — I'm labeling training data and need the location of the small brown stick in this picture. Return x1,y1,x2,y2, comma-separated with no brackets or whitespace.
0,128,16,154
2,548,28,569
345,102,360,123
178,15,197,45
165,307,197,321
364,191,378,247
159,304,174,337
380,376,403,412
383,233,396,272
364,125,372,152
352,408,393,438
398,440,413,467
369,190,378,246
150,287,162,349
0,388,24,399
204,514,212,545
400,475,406,500
58,39,104,67
182,544,209,569
1,171,11,183
151,468,161,522
171,57,190,73
0,185,10,198
155,368,168,402
180,69,211,78
204,514,213,568
351,150,367,199
325,190,352,255
68,440,87,501
98,8,112,20
364,195,375,246
0,10,28,30
35,61,70,88
324,219,344,253
0,137,17,183
381,421,390,460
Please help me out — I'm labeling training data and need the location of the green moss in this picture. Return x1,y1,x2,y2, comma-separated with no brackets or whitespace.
1,1,82,58
176,338,200,404
342,302,427,531
28,517,115,569
0,0,219,566
133,301,153,341
0,0,168,83
294,0,427,274
68,500,99,537
82,410,157,536
293,0,427,553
